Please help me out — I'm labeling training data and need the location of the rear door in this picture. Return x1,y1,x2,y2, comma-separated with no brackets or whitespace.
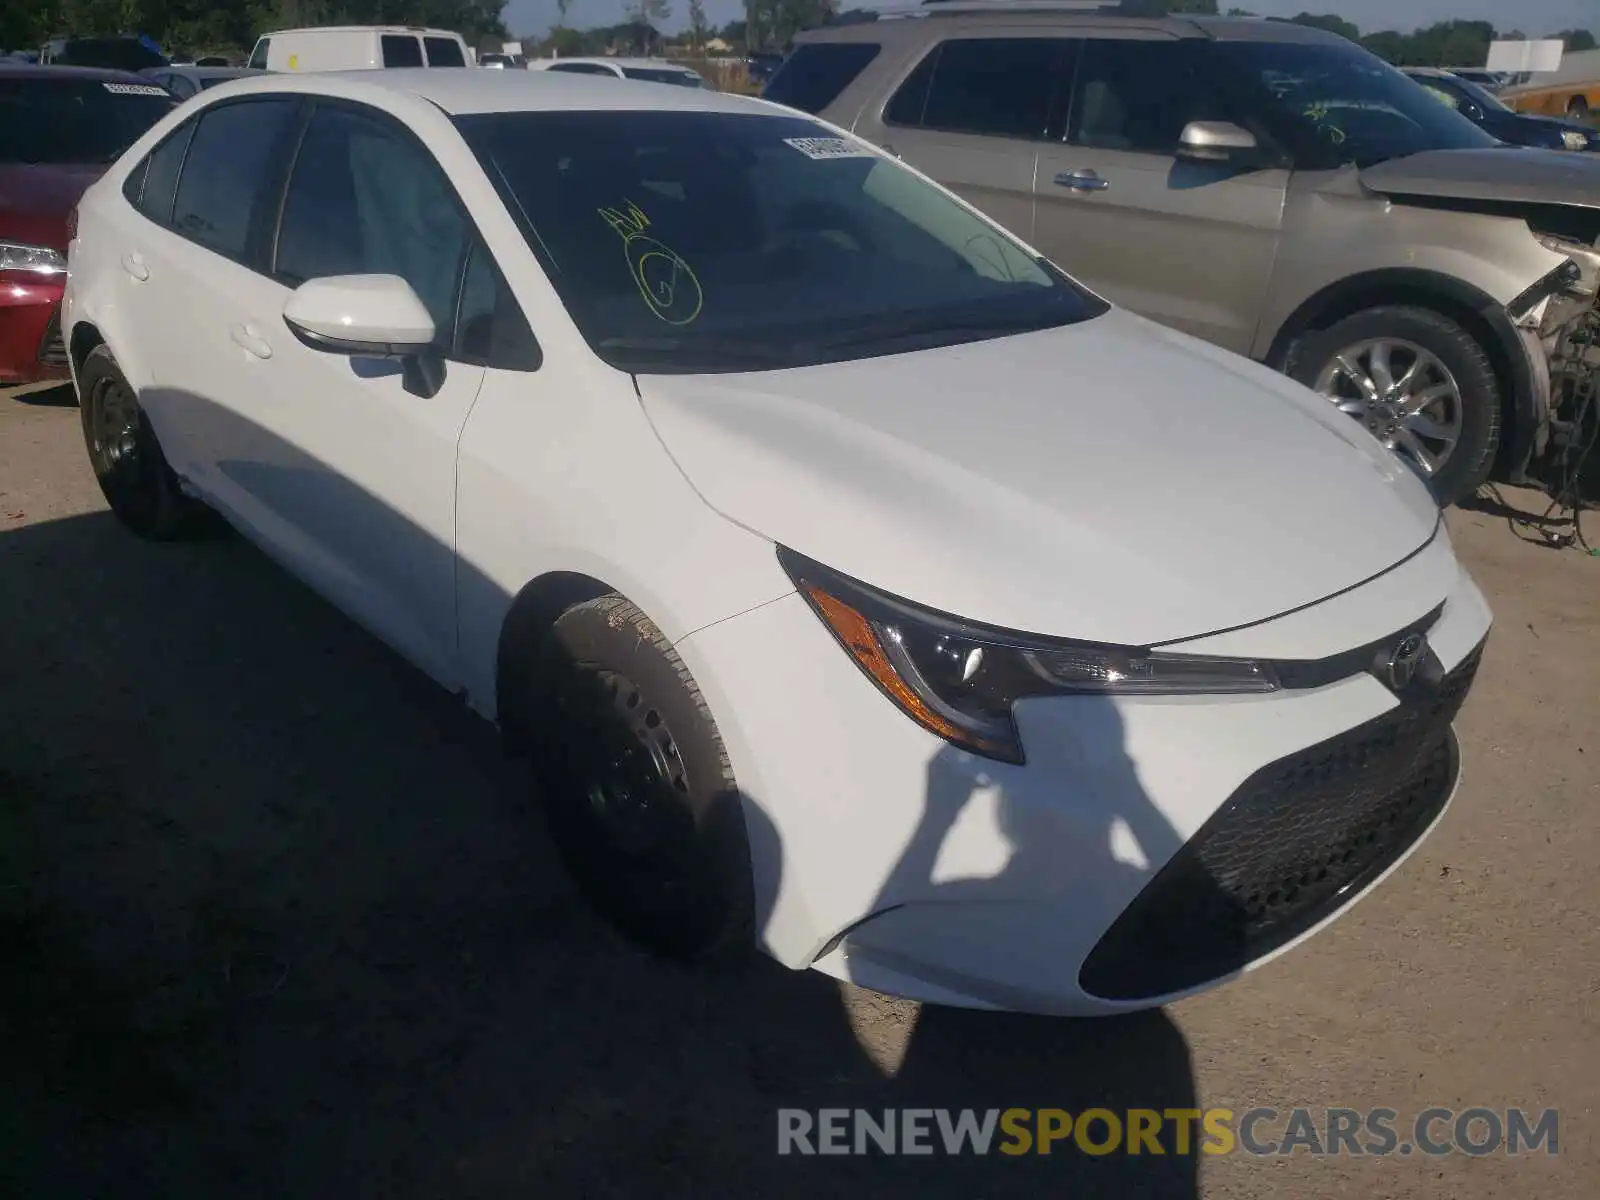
1032,34,1288,355
852,34,1074,247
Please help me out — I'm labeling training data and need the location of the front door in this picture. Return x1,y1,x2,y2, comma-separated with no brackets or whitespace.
1032,35,1289,356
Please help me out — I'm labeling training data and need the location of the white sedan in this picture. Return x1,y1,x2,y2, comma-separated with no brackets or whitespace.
62,69,1491,1015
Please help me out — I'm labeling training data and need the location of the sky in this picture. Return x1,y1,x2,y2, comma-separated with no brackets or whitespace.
501,0,1598,41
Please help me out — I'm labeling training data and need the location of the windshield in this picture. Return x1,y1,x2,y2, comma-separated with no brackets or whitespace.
621,66,705,87
0,77,176,165
456,110,1104,373
1216,41,1498,169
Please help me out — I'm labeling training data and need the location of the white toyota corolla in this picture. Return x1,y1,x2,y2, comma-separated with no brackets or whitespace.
62,69,1491,1015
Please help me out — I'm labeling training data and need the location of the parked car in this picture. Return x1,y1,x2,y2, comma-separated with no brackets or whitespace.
0,65,174,384
62,68,1492,1014
38,34,168,71
1403,67,1600,153
246,26,472,72
479,52,525,69
528,56,709,87
772,8,1600,507
140,65,265,100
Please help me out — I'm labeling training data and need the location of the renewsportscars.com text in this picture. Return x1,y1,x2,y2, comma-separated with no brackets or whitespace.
776,1107,1559,1158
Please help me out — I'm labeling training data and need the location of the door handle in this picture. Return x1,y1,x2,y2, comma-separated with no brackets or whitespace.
229,323,273,360
120,252,149,281
1053,169,1110,192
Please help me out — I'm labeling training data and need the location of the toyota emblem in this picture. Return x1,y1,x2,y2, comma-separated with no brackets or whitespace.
1386,632,1428,691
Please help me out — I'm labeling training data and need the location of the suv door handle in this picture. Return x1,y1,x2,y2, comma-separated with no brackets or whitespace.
229,323,273,360
1054,169,1110,192
120,252,149,281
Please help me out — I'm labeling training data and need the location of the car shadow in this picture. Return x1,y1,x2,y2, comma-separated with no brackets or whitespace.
4,381,78,407
2,391,1215,1197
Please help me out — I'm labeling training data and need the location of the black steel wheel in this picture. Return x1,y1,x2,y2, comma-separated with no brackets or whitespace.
77,345,216,540
527,594,755,960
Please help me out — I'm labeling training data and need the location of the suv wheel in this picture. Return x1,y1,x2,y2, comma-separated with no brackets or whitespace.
1289,307,1501,507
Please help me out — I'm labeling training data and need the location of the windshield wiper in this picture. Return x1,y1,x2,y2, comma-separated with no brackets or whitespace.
801,312,1055,354
597,334,799,368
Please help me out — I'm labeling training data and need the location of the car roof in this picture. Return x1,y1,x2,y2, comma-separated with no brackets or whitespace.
797,10,1349,46
208,67,769,117
163,65,262,78
0,63,154,82
263,25,463,37
548,56,698,70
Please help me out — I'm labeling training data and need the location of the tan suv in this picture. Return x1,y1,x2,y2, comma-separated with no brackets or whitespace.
769,4,1600,505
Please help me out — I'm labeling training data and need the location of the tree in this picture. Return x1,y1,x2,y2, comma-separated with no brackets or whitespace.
688,0,709,51
555,0,575,29
1554,28,1597,52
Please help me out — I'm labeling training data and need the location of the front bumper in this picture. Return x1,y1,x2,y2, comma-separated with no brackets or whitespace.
0,272,68,385
677,534,1492,1015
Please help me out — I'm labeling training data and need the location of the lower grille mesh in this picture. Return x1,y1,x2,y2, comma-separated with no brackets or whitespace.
1080,642,1483,1002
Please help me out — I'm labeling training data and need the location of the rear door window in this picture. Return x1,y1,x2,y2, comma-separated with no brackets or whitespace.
424,37,467,67
886,38,1068,140
762,43,880,114
170,99,298,261
126,120,196,224
381,35,425,68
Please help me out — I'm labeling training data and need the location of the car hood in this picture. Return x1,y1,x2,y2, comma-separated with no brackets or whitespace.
0,162,105,249
637,310,1441,646
1360,147,1600,208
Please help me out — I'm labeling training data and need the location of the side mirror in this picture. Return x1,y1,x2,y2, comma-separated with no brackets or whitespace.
282,274,445,397
1176,120,1260,166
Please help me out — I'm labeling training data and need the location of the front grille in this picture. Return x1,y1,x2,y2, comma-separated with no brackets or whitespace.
38,307,68,369
1080,640,1484,1002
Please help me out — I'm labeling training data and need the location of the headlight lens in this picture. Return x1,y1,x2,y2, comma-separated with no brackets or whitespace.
0,240,67,275
780,548,1277,764
1560,129,1589,152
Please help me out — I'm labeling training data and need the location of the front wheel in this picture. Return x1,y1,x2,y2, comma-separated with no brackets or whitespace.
1289,306,1502,507
1568,96,1590,120
525,595,755,961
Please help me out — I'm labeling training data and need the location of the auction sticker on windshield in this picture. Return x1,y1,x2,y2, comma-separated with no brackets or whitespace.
102,83,170,97
783,136,876,160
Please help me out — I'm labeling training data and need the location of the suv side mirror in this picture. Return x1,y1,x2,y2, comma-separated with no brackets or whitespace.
282,274,445,398
1176,120,1260,165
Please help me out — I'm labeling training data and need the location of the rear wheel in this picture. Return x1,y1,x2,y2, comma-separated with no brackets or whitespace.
525,595,754,961
1289,306,1501,507
77,345,218,540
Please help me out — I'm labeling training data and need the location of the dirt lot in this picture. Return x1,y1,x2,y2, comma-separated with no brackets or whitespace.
2,380,1596,1199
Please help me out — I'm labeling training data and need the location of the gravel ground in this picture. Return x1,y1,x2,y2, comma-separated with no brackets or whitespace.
2,380,1596,1199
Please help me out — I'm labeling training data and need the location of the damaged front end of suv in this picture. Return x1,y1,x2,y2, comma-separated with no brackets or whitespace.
1515,212,1600,499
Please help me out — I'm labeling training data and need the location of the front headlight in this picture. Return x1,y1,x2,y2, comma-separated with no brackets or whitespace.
779,548,1277,764
1560,129,1589,152
0,240,67,275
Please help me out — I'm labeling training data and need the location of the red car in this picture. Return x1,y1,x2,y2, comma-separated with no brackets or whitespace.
1,66,175,384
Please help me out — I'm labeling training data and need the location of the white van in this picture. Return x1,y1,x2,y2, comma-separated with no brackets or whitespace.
247,26,473,72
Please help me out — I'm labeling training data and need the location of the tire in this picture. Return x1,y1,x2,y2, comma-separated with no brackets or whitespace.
77,345,217,540
1288,306,1501,507
525,594,755,961
1568,97,1590,120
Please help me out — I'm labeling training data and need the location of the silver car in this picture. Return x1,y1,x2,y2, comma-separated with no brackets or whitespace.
773,6,1600,506
140,65,263,100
